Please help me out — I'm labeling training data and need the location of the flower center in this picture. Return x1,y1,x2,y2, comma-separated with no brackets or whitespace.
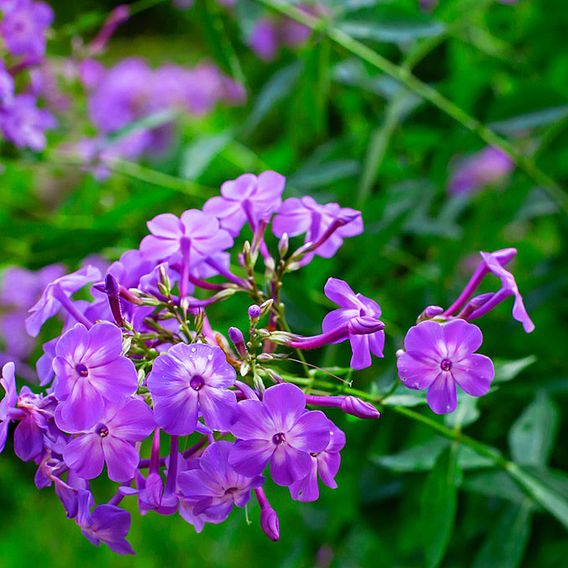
440,359,453,372
272,432,286,445
75,363,89,377
224,486,238,496
95,423,109,438
190,375,205,391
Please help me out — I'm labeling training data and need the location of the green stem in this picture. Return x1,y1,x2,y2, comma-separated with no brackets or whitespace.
58,0,169,38
256,0,568,214
40,154,212,198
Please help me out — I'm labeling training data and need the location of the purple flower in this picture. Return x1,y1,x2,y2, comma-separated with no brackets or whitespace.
443,248,534,333
248,19,279,60
397,319,495,414
1,362,64,461
0,95,56,151
63,398,154,482
0,62,14,105
203,171,286,236
0,0,53,58
477,250,535,333
449,147,513,195
76,490,135,555
0,361,17,452
229,383,330,486
0,264,65,361
272,196,363,263
322,278,385,370
178,441,264,522
289,420,345,502
140,209,233,263
147,343,237,436
53,323,138,431
25,265,101,337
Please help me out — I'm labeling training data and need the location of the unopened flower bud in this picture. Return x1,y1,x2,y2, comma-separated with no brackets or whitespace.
248,304,262,322
278,233,289,257
341,396,380,419
229,326,248,359
417,305,445,322
260,506,280,541
104,273,120,297
259,299,273,318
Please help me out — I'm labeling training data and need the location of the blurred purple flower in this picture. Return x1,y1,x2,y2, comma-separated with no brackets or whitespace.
449,147,513,195
289,420,345,502
203,171,286,236
248,19,279,60
53,323,138,431
76,490,134,555
0,264,65,361
0,94,56,151
229,383,330,486
397,319,495,414
147,343,237,435
0,62,14,105
178,441,264,522
63,398,154,482
0,0,53,58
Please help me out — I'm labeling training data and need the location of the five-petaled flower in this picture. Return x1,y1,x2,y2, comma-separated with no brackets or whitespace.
397,319,495,414
53,323,138,431
63,398,154,482
147,343,237,436
178,441,264,523
229,383,331,486
203,171,286,236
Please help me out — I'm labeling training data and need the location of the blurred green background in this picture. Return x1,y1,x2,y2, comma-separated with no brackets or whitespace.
0,0,567,566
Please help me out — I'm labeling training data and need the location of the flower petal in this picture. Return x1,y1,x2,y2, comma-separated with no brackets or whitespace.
426,374,457,415
453,353,494,397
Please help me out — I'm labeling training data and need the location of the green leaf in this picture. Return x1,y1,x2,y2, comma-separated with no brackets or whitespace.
489,105,568,135
473,502,533,568
463,470,528,505
493,356,537,383
509,393,559,467
180,132,233,180
444,396,480,429
420,446,460,568
374,438,448,472
338,7,445,44
375,440,492,473
244,62,303,134
507,464,568,531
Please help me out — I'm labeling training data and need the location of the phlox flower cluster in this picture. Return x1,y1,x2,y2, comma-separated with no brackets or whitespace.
0,0,56,149
0,168,535,553
0,170,384,554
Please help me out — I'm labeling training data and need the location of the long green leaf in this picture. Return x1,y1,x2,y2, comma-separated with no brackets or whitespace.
420,445,460,568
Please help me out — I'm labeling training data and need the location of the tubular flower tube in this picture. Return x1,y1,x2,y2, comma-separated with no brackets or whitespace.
442,248,534,333
305,394,380,420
